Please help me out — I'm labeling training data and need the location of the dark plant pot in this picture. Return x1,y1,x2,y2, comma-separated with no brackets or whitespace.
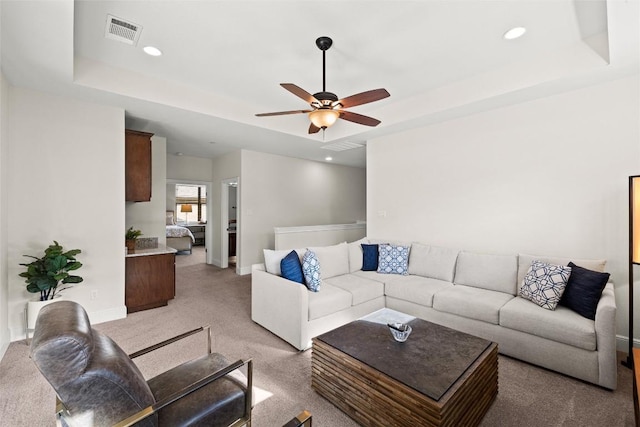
125,239,136,253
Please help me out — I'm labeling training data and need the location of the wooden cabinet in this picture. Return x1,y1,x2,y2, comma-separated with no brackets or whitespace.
125,253,175,313
229,232,236,256
125,129,154,202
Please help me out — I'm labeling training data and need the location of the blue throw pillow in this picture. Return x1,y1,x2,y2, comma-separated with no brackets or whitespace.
377,244,410,275
361,244,379,271
302,250,321,292
280,250,304,284
559,262,610,320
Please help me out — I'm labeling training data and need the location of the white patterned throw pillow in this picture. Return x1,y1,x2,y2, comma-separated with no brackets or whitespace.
377,244,410,275
302,250,321,292
520,260,572,310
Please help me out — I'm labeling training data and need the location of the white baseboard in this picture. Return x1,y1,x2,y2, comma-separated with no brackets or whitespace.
88,305,127,325
615,334,640,353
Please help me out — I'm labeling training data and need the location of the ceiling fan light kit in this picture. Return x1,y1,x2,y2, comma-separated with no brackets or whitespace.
256,36,390,134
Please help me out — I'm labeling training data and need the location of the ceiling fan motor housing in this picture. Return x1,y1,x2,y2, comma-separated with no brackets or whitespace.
313,91,339,107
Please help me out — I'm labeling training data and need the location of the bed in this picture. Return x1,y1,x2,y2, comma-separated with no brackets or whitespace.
166,211,195,253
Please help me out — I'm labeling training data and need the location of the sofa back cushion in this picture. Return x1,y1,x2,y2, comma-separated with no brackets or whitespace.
517,253,606,293
454,251,518,295
348,237,368,272
309,242,349,279
408,242,459,282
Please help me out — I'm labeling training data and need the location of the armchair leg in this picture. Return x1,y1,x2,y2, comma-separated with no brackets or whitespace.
282,410,312,427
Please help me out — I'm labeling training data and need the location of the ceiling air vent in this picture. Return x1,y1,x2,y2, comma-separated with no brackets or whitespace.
105,15,142,46
321,141,365,152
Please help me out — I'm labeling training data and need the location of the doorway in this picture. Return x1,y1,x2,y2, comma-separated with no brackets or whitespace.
166,179,213,265
221,177,239,272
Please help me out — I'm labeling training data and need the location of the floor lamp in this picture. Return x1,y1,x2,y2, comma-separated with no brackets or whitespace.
181,204,193,224
624,175,640,368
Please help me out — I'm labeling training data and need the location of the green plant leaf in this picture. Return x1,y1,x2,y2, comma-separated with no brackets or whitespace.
63,249,81,258
63,276,83,284
66,261,82,271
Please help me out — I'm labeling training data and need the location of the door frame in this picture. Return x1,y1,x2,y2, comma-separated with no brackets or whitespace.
221,177,239,272
167,179,213,264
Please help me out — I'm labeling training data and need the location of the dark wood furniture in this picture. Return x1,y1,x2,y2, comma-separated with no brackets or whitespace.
125,129,153,202
312,318,498,427
186,224,206,246
125,252,175,313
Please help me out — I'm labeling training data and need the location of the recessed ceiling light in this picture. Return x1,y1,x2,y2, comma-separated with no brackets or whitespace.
143,46,162,56
325,156,333,162
503,27,526,40
176,152,183,156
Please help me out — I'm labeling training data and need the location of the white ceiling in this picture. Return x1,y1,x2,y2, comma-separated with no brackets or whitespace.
1,1,638,167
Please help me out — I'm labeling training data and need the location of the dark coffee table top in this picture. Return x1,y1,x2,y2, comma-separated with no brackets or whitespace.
315,317,493,401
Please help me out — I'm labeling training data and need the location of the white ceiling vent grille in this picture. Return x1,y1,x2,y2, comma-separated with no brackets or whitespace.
105,15,142,46
321,140,365,152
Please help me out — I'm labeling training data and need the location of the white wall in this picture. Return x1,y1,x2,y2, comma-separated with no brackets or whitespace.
0,71,9,355
167,153,213,182
126,135,167,246
241,150,366,273
7,87,126,340
367,75,639,346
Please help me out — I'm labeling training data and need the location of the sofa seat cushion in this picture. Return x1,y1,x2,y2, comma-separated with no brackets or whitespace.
384,275,452,307
351,270,388,283
308,283,352,321
149,352,246,427
500,297,596,351
324,274,384,306
433,285,514,324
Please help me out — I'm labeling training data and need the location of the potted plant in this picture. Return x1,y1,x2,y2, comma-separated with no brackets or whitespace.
125,227,142,253
19,241,83,328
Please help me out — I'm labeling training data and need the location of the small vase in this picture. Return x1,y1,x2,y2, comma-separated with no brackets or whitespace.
27,297,64,329
125,239,136,253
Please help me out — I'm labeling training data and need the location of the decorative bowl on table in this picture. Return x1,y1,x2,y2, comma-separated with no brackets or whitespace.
387,323,412,342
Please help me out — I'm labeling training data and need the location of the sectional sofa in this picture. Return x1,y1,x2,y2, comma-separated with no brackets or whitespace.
251,239,617,390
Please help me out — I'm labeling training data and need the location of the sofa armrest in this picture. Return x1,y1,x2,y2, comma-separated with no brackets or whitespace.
251,264,309,350
595,282,617,389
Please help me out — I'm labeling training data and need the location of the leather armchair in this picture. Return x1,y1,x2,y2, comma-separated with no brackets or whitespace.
30,301,252,427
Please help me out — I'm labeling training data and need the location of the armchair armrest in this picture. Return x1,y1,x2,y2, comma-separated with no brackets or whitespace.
128,326,212,359
112,359,253,427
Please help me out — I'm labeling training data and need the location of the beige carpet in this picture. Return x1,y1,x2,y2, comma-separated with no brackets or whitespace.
0,247,635,426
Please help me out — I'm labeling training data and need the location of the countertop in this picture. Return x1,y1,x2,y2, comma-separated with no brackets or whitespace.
126,244,177,258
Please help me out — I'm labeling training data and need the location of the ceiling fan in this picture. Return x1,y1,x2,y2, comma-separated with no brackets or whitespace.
256,36,390,134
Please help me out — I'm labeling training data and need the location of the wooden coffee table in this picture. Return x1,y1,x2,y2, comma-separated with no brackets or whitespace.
311,314,498,426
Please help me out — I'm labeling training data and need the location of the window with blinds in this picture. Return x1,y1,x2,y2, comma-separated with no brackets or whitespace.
176,184,207,224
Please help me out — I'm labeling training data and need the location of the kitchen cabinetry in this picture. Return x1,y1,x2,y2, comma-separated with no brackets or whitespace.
125,129,154,202
125,249,175,313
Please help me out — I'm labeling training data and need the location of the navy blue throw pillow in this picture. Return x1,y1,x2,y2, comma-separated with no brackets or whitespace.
361,244,379,271
559,262,610,320
280,250,305,284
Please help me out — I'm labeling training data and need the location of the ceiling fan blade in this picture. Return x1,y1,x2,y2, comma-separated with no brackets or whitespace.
339,110,381,127
255,110,312,117
336,88,390,109
281,83,318,105
309,123,321,134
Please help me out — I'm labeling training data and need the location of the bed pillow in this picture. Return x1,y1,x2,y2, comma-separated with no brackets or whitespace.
280,250,305,284
519,260,571,310
361,244,379,271
377,244,410,275
302,250,321,292
560,262,610,320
